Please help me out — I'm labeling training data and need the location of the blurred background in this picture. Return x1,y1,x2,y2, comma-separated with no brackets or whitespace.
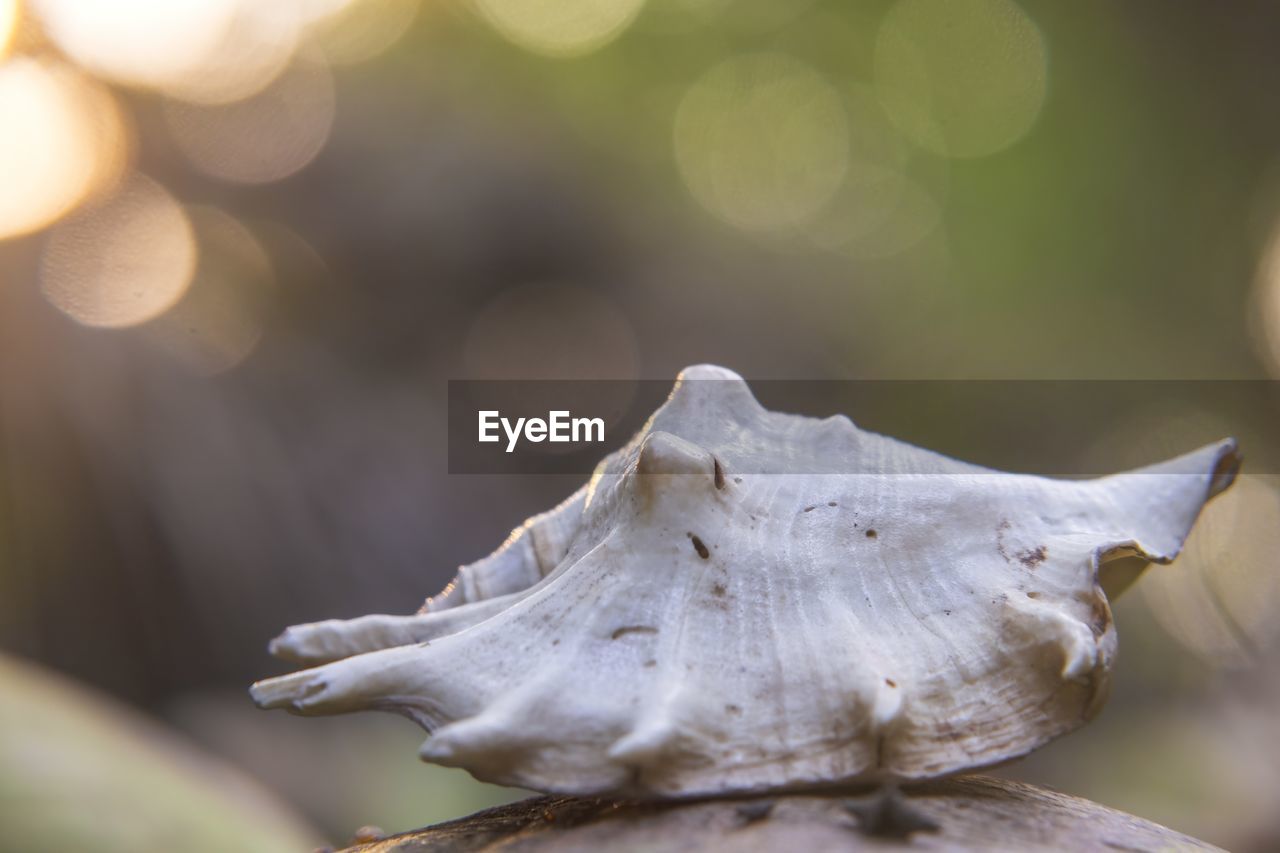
1,0,1279,850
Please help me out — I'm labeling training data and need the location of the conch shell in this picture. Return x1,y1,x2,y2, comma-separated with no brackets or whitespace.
251,366,1238,797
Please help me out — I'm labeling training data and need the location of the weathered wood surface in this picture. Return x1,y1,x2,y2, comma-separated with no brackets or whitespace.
343,775,1219,852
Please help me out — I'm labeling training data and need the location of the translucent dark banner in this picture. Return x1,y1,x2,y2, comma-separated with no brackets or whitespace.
447,380,1279,476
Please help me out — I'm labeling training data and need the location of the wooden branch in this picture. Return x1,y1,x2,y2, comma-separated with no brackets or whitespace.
342,775,1219,852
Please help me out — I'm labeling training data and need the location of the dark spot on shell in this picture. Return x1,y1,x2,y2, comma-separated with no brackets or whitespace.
736,800,773,823
734,477,743,484
843,792,940,838
725,704,742,715
551,638,560,645
610,625,658,640
1026,591,1042,600
688,533,710,559
713,458,726,490
803,505,816,513
996,519,1012,562
884,678,897,687
936,721,963,742
865,529,877,539
712,582,727,597
828,501,838,507
1016,545,1048,568
643,659,657,668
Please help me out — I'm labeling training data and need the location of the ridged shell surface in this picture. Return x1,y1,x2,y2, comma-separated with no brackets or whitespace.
251,365,1239,797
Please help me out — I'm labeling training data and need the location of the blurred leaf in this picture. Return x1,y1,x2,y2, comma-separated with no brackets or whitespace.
0,654,321,853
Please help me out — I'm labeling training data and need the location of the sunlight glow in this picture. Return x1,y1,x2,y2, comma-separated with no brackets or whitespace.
31,0,353,103
0,0,20,60
161,2,302,104
32,0,235,90
0,58,126,240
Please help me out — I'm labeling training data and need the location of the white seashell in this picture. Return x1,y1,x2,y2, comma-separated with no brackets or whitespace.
251,365,1239,797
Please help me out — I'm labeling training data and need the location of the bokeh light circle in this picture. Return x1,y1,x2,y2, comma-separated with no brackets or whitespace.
674,53,849,232
40,174,197,328
0,0,19,59
472,0,646,58
1141,476,1280,667
874,0,1048,158
1252,220,1280,377
145,207,275,374
31,0,235,90
161,3,303,105
312,0,420,66
163,57,335,185
0,58,127,240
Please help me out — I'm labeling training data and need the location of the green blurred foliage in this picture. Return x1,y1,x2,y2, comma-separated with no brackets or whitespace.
0,655,319,852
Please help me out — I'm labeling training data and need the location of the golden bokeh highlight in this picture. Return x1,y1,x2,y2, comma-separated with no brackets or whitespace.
30,1,372,103
1141,476,1280,668
159,3,305,105
674,53,848,232
39,174,197,328
1251,219,1280,377
875,0,1048,158
163,57,335,185
31,0,236,91
144,207,274,374
312,0,420,66
0,57,127,240
0,0,20,59
472,0,646,58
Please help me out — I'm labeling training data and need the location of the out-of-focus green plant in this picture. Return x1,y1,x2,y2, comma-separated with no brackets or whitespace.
0,654,320,853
